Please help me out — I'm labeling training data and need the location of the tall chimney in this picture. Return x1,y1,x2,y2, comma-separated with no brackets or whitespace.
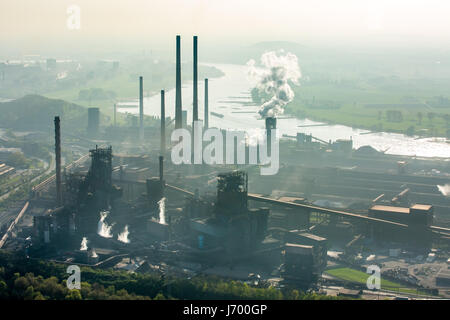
139,76,144,141
175,35,182,129
204,78,209,129
159,155,164,183
265,117,277,155
160,90,166,154
193,36,198,124
54,116,62,206
191,36,198,163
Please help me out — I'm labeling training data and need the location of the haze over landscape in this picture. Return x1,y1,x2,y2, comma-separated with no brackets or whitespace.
0,0,449,305
2,0,450,55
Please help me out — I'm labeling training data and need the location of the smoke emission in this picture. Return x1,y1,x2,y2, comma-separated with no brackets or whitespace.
118,225,130,243
80,237,88,251
247,50,301,118
97,210,114,238
437,184,450,196
158,197,166,224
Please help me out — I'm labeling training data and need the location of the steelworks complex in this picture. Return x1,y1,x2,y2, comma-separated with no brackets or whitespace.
1,35,450,300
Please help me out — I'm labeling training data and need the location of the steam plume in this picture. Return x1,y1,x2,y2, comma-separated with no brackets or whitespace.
80,237,88,251
247,50,301,118
118,225,130,243
97,210,113,238
437,184,450,196
158,197,166,224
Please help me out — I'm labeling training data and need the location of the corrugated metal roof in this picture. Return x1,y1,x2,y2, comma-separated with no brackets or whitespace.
370,205,410,214
410,204,432,211
285,243,313,255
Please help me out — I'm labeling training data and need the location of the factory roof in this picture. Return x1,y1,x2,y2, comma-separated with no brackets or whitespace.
436,268,450,286
285,243,313,255
298,232,327,242
190,218,227,237
285,243,312,248
370,205,410,214
0,164,14,176
410,204,433,211
338,288,361,297
278,196,305,203
288,230,327,243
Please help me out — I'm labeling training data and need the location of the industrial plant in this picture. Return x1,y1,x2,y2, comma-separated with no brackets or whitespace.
1,34,449,301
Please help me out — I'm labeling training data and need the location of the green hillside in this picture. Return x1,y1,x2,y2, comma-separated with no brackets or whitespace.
0,95,101,133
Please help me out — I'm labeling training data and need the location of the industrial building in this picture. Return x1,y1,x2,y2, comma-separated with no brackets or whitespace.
4,34,445,298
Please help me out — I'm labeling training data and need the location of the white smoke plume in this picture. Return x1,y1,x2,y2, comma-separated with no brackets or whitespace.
247,50,301,118
158,197,166,225
90,249,98,258
437,184,450,196
80,237,88,251
97,210,114,238
246,128,265,147
117,225,130,244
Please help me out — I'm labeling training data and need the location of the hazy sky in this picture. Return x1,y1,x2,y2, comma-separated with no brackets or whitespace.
1,0,450,54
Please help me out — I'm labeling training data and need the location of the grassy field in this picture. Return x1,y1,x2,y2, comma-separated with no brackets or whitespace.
287,78,450,138
44,71,143,125
35,59,224,127
325,267,433,296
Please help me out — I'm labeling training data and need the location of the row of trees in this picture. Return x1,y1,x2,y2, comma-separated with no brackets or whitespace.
416,112,450,126
0,271,150,300
0,251,346,300
384,111,450,127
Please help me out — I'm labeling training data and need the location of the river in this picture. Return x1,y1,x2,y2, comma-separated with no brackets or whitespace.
118,63,450,159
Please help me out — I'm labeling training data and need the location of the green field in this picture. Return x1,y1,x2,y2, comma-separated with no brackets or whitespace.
45,63,223,126
325,267,434,296
44,71,146,125
286,77,450,138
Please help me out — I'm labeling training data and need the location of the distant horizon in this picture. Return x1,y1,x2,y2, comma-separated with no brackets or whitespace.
1,0,450,58
1,36,449,61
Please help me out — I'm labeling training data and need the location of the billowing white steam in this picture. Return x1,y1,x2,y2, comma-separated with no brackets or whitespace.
117,225,130,243
437,184,450,196
97,210,113,238
247,50,301,118
158,197,166,225
91,249,98,258
245,128,265,147
80,237,88,251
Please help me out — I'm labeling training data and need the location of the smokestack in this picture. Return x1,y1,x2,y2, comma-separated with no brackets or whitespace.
204,78,209,129
192,36,198,163
159,156,164,183
175,35,182,129
265,117,277,155
193,36,198,124
54,116,62,206
139,76,144,141
160,90,166,154
158,156,165,202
